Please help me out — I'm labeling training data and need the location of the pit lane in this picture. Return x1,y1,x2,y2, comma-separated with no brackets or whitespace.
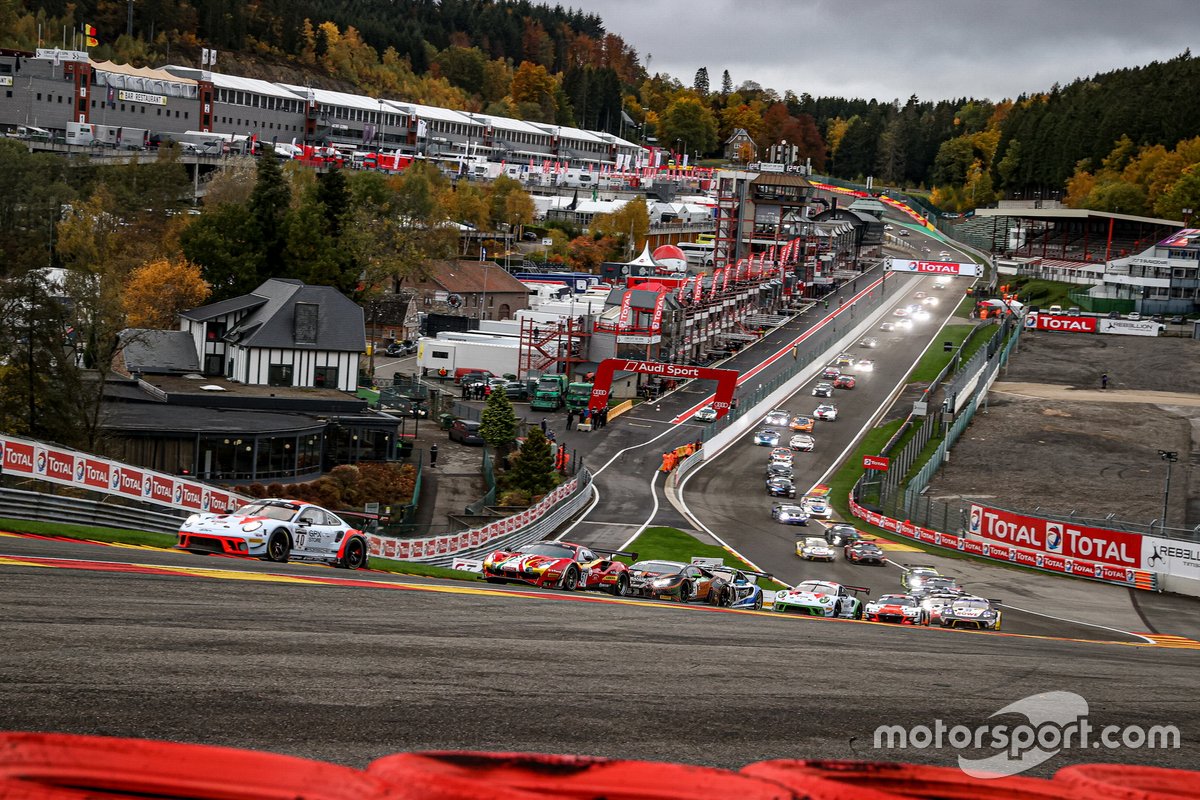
0,535,1196,772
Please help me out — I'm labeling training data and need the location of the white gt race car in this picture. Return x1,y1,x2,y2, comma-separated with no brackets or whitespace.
176,498,370,569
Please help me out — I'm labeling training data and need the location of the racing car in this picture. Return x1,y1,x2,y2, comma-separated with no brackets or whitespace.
900,565,942,591
812,382,835,398
834,353,856,368
800,494,833,519
938,596,1003,630
789,433,815,451
893,307,910,318
844,540,885,564
769,447,794,465
833,375,856,390
634,561,718,603
766,476,797,498
920,590,963,626
896,318,913,330
797,536,836,561
693,405,718,423
627,559,687,597
864,593,926,625
771,504,809,525
856,359,875,372
860,337,879,348
910,576,964,598
824,524,863,546
766,462,794,480
820,365,841,380
879,322,896,332
814,404,838,421
753,428,782,446
482,540,637,594
790,416,815,432
763,409,791,427
772,580,867,618
176,499,370,569
706,566,768,610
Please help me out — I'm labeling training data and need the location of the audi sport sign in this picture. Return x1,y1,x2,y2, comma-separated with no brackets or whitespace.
862,455,890,471
1026,314,1097,333
888,259,979,277
967,503,1143,568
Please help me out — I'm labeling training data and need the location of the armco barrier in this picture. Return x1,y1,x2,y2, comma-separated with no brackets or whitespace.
368,467,593,567
0,486,186,535
0,434,248,516
847,493,1158,591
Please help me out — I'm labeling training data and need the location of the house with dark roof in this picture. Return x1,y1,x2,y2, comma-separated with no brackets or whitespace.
724,128,757,162
179,278,366,392
408,260,530,321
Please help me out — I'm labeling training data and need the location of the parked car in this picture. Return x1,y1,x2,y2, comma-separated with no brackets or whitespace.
448,419,485,445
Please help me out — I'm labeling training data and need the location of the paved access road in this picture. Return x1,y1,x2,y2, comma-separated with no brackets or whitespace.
0,535,1196,772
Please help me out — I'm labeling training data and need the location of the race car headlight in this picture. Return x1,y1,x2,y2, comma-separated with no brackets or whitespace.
651,578,672,588
184,514,200,527
903,608,920,615
241,521,263,532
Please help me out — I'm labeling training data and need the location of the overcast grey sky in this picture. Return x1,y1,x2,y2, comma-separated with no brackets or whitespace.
583,0,1199,103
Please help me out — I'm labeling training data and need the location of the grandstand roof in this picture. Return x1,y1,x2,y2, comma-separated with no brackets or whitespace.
973,207,1182,228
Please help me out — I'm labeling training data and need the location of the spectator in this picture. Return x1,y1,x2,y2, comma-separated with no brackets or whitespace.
1101,373,1109,390
540,418,548,433
566,409,575,430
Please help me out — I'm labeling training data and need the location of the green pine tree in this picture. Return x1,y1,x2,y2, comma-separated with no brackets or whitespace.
479,388,518,453
508,427,557,497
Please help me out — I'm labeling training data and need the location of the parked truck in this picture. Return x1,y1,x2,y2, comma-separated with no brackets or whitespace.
564,382,594,412
417,337,520,380
530,374,568,411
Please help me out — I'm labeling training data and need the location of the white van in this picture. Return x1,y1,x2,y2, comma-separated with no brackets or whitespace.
1048,304,1063,315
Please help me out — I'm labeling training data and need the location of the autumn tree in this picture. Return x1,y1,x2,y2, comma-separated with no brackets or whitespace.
511,61,559,122
590,197,649,254
123,257,212,329
658,97,719,157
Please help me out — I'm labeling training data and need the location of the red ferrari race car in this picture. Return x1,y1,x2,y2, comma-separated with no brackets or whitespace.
481,540,637,595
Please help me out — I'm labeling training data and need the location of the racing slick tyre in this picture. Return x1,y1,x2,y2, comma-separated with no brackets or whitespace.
560,566,580,591
265,531,291,563
337,537,368,570
678,580,692,603
853,606,863,620
611,573,630,597
753,594,763,611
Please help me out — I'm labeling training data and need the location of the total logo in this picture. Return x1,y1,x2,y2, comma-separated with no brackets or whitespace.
35,448,47,474
110,470,122,491
75,458,86,482
1045,522,1064,553
1036,553,1045,568
142,474,154,497
173,484,184,504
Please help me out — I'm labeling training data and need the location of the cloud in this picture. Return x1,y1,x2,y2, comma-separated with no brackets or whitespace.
584,0,1199,101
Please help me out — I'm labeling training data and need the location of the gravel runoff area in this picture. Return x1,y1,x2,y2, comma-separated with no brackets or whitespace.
924,331,1200,530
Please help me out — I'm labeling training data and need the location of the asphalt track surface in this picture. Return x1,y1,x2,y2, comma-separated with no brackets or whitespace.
0,534,1197,773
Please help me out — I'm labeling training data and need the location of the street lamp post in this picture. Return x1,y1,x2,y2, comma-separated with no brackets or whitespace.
1183,207,1194,226
1158,450,1178,534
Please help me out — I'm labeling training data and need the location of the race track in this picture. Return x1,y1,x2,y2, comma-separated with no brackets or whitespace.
0,534,1196,773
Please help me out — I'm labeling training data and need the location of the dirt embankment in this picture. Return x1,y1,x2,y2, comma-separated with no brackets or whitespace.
923,331,1200,528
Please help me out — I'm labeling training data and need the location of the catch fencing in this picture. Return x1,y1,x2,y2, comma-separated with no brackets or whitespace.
0,486,186,535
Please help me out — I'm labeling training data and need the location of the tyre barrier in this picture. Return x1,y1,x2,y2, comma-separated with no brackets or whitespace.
0,733,410,800
1054,764,1199,799
741,759,1096,799
367,751,795,799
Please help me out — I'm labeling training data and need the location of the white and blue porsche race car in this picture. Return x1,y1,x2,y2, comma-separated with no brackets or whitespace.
176,498,370,569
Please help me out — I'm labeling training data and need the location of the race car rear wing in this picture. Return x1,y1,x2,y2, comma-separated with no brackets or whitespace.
844,585,871,596
901,564,939,571
592,547,638,561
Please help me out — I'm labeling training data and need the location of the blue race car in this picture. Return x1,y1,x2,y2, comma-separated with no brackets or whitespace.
753,428,782,446
706,566,770,610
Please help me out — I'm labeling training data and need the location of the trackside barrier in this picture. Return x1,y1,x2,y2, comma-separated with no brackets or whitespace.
847,493,1159,591
607,399,634,419
2,734,1192,799
0,433,249,516
0,486,186,535
367,467,592,567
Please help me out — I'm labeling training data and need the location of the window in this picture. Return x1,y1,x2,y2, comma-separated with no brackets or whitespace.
313,366,339,388
206,321,227,342
268,364,294,387
431,350,450,360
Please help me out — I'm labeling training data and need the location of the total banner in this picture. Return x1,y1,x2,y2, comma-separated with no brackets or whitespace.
888,259,980,277
1,434,247,515
1026,314,1097,333
967,502,1143,568
369,477,579,562
849,496,1156,589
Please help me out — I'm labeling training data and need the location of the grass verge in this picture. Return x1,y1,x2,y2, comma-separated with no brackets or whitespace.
368,558,482,581
620,526,788,590
909,324,973,383
0,517,174,548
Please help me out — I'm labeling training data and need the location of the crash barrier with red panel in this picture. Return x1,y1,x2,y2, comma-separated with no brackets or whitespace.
0,433,248,517
849,495,1159,591
366,468,591,568
0,734,1192,799
588,358,739,420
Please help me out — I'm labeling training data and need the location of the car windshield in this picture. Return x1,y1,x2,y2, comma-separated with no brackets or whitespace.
630,561,683,574
956,598,991,610
517,543,575,558
879,595,916,606
233,502,299,521
796,581,838,594
804,538,827,547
